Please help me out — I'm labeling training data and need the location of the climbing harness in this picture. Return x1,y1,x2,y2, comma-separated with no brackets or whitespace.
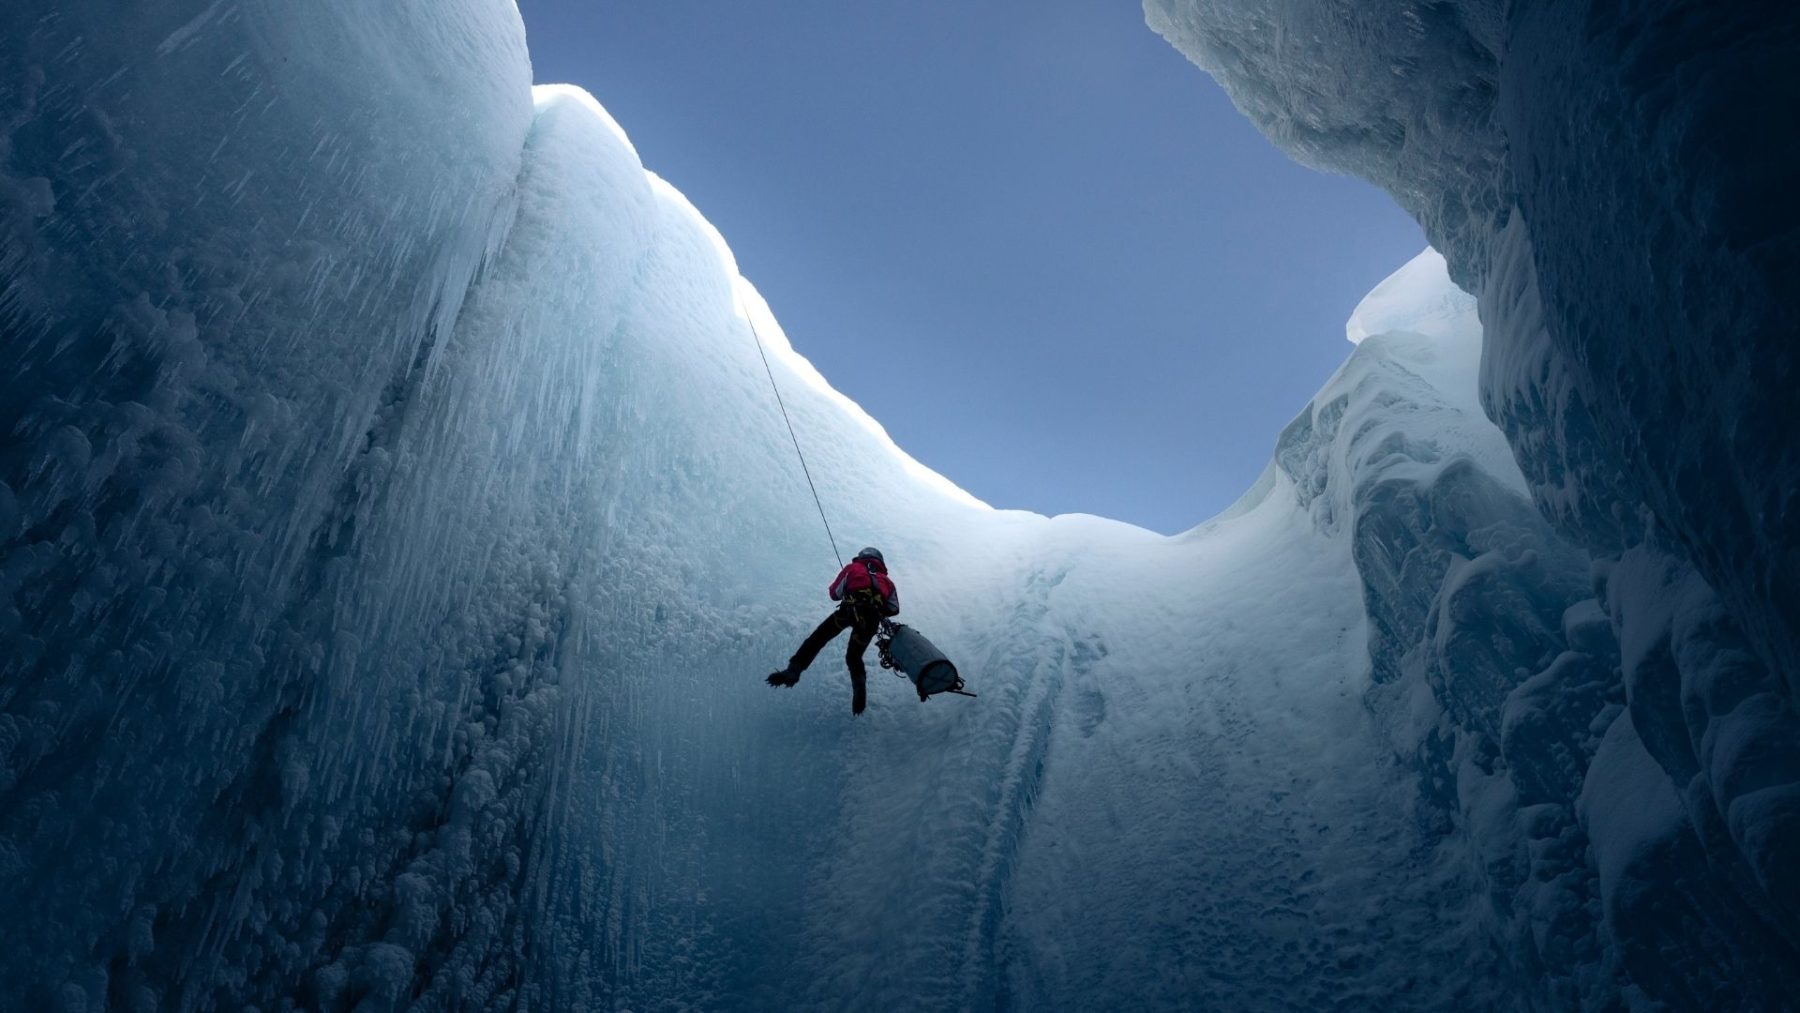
878,619,977,698
741,296,843,569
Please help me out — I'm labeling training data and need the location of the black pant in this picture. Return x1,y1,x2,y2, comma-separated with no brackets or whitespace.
788,605,881,686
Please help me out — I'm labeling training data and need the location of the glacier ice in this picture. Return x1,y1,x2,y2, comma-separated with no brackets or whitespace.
4,0,1798,1010
1343,249,1468,346
1149,0,1800,1006
1144,0,1800,673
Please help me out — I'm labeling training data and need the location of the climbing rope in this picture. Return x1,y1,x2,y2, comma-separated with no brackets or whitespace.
740,296,843,569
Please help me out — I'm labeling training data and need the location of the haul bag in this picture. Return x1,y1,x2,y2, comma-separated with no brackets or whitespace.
881,623,968,697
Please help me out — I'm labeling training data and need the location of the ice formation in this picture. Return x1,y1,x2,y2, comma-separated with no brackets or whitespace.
2,0,1795,1010
1148,0,1800,1006
1343,249,1465,346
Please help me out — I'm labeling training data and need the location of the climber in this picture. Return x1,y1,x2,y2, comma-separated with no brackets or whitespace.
767,546,900,715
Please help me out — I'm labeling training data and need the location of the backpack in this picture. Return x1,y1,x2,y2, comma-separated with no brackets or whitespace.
839,560,900,616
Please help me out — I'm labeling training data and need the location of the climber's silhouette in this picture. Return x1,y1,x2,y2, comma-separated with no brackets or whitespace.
767,546,899,715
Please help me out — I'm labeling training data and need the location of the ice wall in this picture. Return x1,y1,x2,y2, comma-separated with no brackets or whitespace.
6,0,1796,1010
1147,0,1800,1006
1,3,1026,1005
2,2,539,1008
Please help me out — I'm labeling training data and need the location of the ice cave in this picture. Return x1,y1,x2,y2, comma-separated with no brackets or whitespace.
2,1,1797,1010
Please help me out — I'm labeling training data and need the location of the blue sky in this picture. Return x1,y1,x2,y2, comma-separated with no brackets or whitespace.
518,1,1426,534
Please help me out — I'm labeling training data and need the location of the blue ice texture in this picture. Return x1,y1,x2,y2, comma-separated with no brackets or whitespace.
2,1,1796,1010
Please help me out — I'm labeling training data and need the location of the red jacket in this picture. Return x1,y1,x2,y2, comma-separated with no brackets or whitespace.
830,558,899,615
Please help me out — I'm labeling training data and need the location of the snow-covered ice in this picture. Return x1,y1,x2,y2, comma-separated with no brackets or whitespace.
1344,249,1465,345
3,0,1797,1009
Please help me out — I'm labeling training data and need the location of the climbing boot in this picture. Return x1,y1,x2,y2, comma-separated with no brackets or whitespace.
766,668,799,687
851,678,867,716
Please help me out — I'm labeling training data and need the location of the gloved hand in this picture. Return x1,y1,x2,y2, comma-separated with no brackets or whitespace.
767,669,798,687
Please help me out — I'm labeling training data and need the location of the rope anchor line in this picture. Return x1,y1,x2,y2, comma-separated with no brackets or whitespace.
741,296,844,569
